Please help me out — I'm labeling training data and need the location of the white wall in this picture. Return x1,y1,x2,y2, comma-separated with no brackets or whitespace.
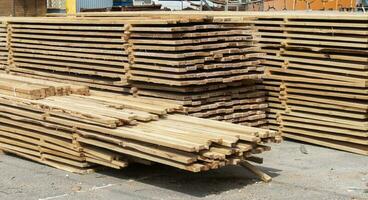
152,0,194,10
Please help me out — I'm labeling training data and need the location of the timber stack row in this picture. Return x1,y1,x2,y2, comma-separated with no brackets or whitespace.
0,16,268,128
0,73,281,174
256,14,368,155
1,12,367,157
118,12,366,156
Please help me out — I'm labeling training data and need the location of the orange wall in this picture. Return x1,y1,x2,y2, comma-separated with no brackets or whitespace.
263,0,356,11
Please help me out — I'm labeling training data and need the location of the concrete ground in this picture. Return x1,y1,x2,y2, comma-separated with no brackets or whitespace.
0,141,367,200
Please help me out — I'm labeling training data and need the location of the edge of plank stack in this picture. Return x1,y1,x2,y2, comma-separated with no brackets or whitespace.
0,72,89,99
0,74,281,174
0,20,7,70
255,13,368,155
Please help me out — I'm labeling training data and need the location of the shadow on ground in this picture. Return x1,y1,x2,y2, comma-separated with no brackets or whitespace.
97,163,281,198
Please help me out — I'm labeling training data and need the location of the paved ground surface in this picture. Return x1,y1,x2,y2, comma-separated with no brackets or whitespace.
0,141,367,200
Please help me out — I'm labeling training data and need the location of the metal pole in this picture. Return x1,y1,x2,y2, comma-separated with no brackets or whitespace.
66,0,77,14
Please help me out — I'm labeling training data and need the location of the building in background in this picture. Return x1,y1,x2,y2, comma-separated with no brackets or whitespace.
356,0,368,9
113,0,134,7
46,0,360,12
255,0,356,10
77,0,113,12
149,0,193,10
47,0,65,9
0,0,47,16
47,0,114,12
46,0,199,11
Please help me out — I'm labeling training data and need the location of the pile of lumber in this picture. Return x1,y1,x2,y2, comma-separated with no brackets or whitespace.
127,17,267,127
1,15,268,127
33,11,368,154
132,81,267,127
0,20,6,70
256,14,368,155
0,74,281,175
0,73,88,99
127,21,261,86
5,17,130,93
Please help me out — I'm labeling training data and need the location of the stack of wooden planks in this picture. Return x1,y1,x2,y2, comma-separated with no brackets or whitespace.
1,15,268,127
4,11,367,155
0,20,6,70
103,11,367,155
256,14,368,155
132,81,268,127
27,11,368,154
0,74,281,175
127,17,267,127
0,73,89,99
127,20,262,86
5,18,131,93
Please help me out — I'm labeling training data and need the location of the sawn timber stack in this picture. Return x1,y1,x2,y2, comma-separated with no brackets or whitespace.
5,17,130,93
1,16,267,128
106,11,365,155
4,11,367,155
0,74,281,174
127,18,267,127
256,14,368,155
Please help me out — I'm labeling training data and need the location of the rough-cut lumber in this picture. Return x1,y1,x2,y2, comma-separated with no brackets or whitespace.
259,14,368,155
125,18,265,126
6,20,129,93
240,161,272,182
2,12,367,155
0,15,267,127
0,74,281,175
0,73,88,99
